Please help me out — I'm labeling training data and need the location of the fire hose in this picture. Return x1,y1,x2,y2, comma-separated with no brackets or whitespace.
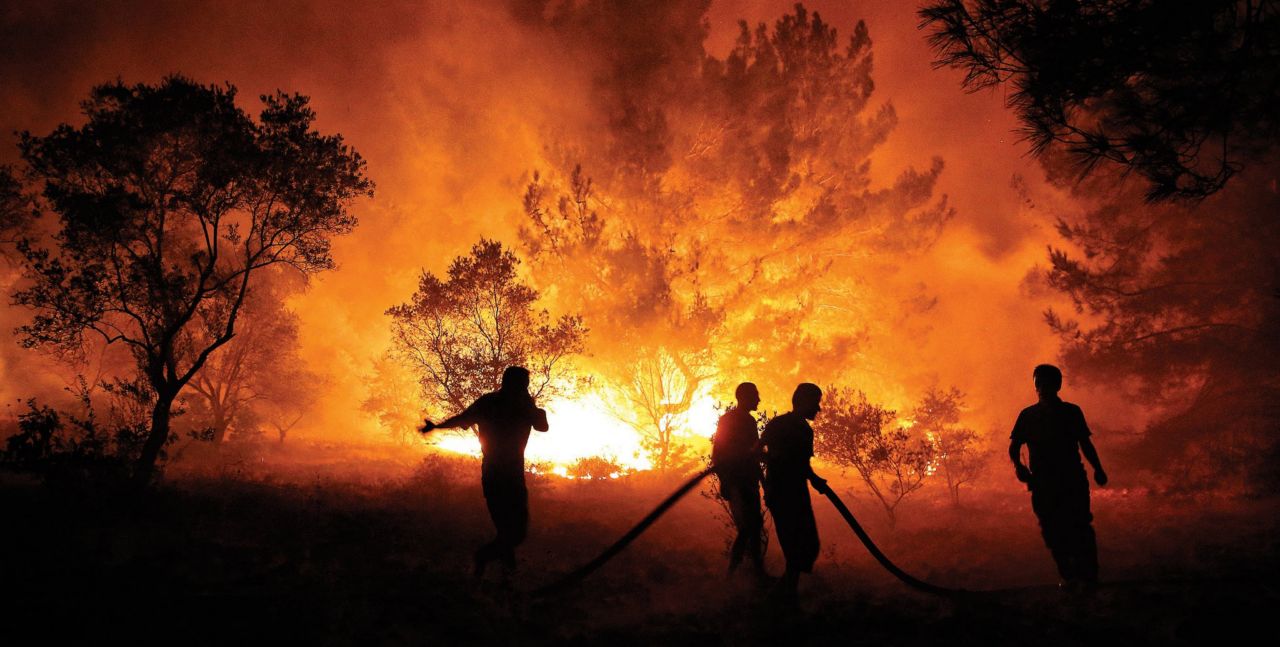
530,468,965,598
817,484,965,596
531,467,716,597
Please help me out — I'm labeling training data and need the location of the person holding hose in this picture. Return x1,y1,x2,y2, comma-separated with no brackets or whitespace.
761,382,830,603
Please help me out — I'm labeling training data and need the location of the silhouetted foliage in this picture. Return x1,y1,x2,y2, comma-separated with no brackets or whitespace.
9,76,371,482
813,387,933,527
184,273,318,444
1039,170,1280,492
0,165,36,247
4,401,63,465
386,239,587,417
567,455,628,480
2,378,170,483
920,0,1280,200
911,386,985,506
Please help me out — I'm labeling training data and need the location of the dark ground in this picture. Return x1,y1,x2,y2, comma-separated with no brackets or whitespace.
2,446,1277,646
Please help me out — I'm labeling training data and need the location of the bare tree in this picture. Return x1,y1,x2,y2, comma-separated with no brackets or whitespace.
615,346,712,473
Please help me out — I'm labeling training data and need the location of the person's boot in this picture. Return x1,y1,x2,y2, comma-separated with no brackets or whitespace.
769,570,800,608
473,544,494,581
750,563,775,591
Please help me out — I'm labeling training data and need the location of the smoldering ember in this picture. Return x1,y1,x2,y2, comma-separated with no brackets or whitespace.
1,1,1276,645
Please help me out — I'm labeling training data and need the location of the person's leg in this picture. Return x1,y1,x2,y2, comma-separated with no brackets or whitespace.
769,484,814,604
777,567,800,603
767,492,798,602
743,489,765,575
500,481,529,570
1070,489,1098,587
475,481,504,579
784,488,818,577
726,483,755,573
1033,489,1074,583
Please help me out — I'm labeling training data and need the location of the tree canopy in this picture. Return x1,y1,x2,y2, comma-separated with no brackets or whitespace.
386,239,587,417
11,76,371,480
521,4,952,440
920,0,1280,201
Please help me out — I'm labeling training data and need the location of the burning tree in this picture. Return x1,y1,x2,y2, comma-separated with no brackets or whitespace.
521,4,952,424
920,0,1280,201
616,346,712,473
814,388,934,527
9,77,371,482
520,168,722,471
386,239,587,418
911,386,985,506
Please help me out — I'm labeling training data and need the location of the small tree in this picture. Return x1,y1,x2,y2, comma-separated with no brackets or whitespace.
912,386,985,506
183,277,305,444
386,239,586,416
814,387,934,528
257,365,322,445
614,345,714,473
362,352,427,444
567,455,627,480
11,77,371,482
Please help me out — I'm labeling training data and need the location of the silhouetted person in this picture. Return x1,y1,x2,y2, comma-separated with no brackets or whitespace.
761,383,830,603
421,366,549,580
1009,364,1108,593
711,382,767,581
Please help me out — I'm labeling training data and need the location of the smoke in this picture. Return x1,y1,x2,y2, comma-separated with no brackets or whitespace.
2,0,1210,483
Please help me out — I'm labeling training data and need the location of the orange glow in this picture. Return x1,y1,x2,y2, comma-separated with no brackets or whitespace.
423,390,724,475
0,1,1131,478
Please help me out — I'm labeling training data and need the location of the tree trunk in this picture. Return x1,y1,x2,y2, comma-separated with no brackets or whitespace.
135,390,176,485
211,409,229,444
945,469,959,507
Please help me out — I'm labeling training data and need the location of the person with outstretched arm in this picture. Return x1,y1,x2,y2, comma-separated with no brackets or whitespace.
1009,364,1108,594
761,382,830,604
420,366,549,581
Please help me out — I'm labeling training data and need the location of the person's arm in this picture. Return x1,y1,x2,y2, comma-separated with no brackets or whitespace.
1074,405,1107,486
1080,438,1111,484
532,406,549,432
1081,438,1107,485
1009,412,1032,483
807,466,830,494
803,422,829,493
420,400,482,434
1009,438,1032,483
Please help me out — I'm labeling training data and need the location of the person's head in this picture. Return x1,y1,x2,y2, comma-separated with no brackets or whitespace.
501,366,531,393
1033,364,1063,396
792,383,822,420
735,382,760,412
